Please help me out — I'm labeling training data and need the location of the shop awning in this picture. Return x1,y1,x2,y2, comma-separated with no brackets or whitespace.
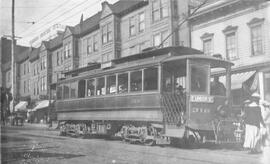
32,100,54,112
220,71,256,90
15,101,28,112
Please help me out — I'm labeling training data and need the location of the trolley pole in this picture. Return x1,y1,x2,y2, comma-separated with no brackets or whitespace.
11,0,16,114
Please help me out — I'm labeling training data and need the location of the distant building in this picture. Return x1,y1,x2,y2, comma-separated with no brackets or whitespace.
29,24,65,48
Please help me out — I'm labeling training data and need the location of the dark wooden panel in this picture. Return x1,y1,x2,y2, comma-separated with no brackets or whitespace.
56,93,161,112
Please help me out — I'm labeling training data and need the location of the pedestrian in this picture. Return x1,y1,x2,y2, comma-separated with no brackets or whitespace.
260,99,270,163
210,76,226,96
243,92,265,154
260,100,270,145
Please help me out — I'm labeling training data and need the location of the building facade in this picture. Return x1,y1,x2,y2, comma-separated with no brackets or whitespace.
190,0,270,105
1,0,210,117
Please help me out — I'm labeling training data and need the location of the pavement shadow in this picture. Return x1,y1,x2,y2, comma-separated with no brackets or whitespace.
1,135,30,143
1,150,85,163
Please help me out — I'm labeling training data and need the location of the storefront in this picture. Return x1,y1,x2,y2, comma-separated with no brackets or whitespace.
30,100,54,123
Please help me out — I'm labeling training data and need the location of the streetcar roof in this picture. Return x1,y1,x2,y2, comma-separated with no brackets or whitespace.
162,54,234,68
112,46,203,64
58,46,233,84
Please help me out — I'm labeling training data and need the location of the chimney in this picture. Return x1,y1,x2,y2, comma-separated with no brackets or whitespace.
213,54,223,59
101,1,109,10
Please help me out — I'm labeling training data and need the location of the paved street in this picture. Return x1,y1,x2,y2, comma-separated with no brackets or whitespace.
1,124,269,164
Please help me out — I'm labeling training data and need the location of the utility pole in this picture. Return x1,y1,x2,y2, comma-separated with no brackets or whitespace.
11,0,16,114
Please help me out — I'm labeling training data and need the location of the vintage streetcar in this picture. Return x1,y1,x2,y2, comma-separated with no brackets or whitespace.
55,46,243,146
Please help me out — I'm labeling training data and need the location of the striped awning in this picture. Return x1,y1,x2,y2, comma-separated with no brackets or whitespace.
15,101,28,112
219,71,256,90
32,100,54,112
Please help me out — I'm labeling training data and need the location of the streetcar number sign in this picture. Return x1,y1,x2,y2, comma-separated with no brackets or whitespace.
190,95,214,103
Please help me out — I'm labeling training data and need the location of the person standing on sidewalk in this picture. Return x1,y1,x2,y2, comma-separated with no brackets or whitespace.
243,93,265,153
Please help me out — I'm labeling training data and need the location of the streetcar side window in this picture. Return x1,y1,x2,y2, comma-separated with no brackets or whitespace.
163,69,173,92
130,70,142,92
144,67,158,91
78,80,86,98
70,82,77,98
87,79,95,97
190,65,209,93
96,77,105,95
107,75,116,94
63,83,70,99
56,86,63,100
118,73,128,93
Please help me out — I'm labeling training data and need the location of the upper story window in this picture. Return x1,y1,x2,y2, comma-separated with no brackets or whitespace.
201,33,214,56
24,81,27,93
251,25,263,56
41,56,47,70
138,12,145,33
102,22,113,44
87,37,92,54
28,79,30,93
36,63,39,74
129,16,136,37
33,63,36,75
23,63,26,75
153,30,168,47
223,25,238,60
68,42,71,57
64,42,71,58
247,17,264,56
57,51,60,66
93,34,99,52
225,33,237,60
40,76,47,91
152,0,168,22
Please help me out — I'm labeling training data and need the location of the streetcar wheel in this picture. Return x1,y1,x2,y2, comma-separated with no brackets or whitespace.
144,139,156,146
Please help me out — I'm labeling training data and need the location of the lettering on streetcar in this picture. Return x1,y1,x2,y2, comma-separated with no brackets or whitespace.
192,107,211,113
190,95,214,103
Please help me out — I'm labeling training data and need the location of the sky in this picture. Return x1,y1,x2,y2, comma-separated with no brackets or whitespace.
0,0,118,46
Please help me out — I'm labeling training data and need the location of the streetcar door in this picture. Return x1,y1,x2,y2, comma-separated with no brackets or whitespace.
186,59,229,131
161,60,187,137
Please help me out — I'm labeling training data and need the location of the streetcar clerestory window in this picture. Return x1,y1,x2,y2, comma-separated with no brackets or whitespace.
144,67,158,91
56,86,62,100
96,77,105,95
190,65,209,93
107,75,116,94
87,79,95,96
63,83,70,99
130,70,142,92
118,73,128,93
70,82,77,98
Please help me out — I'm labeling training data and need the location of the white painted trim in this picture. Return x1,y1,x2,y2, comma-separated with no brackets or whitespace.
259,71,264,101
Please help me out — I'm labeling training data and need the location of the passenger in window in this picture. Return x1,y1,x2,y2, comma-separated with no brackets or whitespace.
176,85,185,96
210,76,226,96
191,77,203,92
118,84,127,93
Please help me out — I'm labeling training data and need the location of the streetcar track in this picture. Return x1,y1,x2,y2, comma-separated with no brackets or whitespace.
57,138,249,164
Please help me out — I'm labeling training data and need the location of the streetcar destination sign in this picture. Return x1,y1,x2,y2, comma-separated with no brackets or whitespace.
190,95,214,103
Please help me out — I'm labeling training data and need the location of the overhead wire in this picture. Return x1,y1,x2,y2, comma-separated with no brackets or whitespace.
17,0,75,36
18,0,100,38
